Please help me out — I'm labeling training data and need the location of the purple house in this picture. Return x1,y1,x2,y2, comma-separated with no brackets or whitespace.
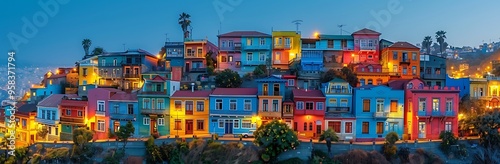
87,88,126,140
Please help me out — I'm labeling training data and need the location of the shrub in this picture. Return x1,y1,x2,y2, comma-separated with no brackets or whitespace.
334,149,390,164
439,131,458,155
385,132,399,145
382,143,397,160
261,154,270,162
472,147,500,164
397,147,410,163
413,148,445,164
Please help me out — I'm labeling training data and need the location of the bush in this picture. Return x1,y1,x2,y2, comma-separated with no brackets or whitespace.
334,149,390,164
439,131,458,155
414,148,445,164
382,143,397,160
385,132,399,145
397,147,410,163
456,144,468,159
472,147,500,164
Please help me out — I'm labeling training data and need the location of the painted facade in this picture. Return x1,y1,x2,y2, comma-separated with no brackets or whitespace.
446,76,473,99
184,39,218,73
29,72,66,102
292,89,326,138
108,92,140,137
87,88,125,140
344,28,381,64
322,78,355,140
36,94,78,141
209,88,258,136
272,31,301,70
78,56,99,97
353,85,404,142
353,62,389,87
380,42,421,79
314,35,354,70
170,90,211,137
59,98,88,141
256,76,286,127
15,103,38,146
420,54,447,87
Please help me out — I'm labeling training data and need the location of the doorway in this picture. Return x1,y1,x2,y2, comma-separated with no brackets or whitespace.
185,63,190,72
316,125,322,137
185,120,193,134
151,119,157,134
418,122,426,138
224,120,233,134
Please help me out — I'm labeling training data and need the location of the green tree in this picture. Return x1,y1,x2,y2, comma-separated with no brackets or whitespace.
71,128,95,163
320,69,340,83
82,39,92,57
319,128,339,153
215,69,242,88
205,51,216,75
473,111,500,148
439,131,458,155
254,120,300,162
37,125,48,141
435,30,447,54
253,64,268,77
178,12,191,39
91,47,105,56
382,132,399,160
145,136,164,163
116,121,135,150
422,36,432,55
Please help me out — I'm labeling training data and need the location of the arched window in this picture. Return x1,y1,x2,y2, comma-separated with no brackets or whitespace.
360,79,366,86
407,82,413,89
418,83,424,89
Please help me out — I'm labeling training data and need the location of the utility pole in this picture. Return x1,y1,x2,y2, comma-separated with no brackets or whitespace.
338,25,346,35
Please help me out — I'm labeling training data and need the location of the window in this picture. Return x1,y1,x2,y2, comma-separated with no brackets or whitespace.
229,99,237,110
376,99,384,112
259,52,266,61
316,102,324,110
247,53,253,61
243,100,251,111
263,100,269,112
175,101,182,111
303,123,307,131
221,56,227,62
329,98,337,106
234,120,240,128
376,122,384,134
259,38,266,45
284,105,291,113
331,122,341,133
285,38,291,46
157,99,164,109
41,110,46,119
228,55,233,62
287,79,294,86
158,118,165,125
98,120,105,131
197,48,203,57
446,99,453,112
272,100,279,112
340,99,348,107
412,52,417,60
97,101,105,112
82,68,88,76
143,98,150,109
305,102,314,110
273,84,280,96
275,52,281,61
432,98,439,111
392,65,398,73
228,40,234,47
263,84,268,95
363,99,370,112
390,100,398,112
218,119,224,128
186,101,193,113
368,79,373,85
66,109,71,116
412,66,417,75
377,79,383,85
143,117,150,125
362,122,369,134
77,111,83,117
175,119,182,130
309,122,313,131
216,99,222,110
221,41,226,47
242,120,252,128
296,101,304,110
113,104,119,113
247,38,252,46
197,120,204,130
402,67,407,75
196,101,204,111
51,111,55,120
345,122,352,133
419,98,426,111
393,51,398,60
152,99,156,109
445,122,452,132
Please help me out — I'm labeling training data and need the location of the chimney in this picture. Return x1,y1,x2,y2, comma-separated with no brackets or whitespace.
191,83,195,92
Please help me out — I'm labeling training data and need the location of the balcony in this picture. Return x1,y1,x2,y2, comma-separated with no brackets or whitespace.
121,62,141,66
421,73,446,80
190,68,207,73
388,72,400,76
243,60,266,66
124,73,140,78
244,45,270,50
444,111,455,117
327,107,350,113
302,44,317,50
99,74,122,79
274,44,291,49
166,52,183,58
35,117,57,125
431,111,444,117
400,58,410,64
417,111,427,116
139,90,167,95
373,112,388,118
110,113,136,121
185,53,204,58
141,108,169,115
99,63,121,67
234,43,242,50
273,60,287,64
219,46,239,51
96,111,106,116
60,117,85,124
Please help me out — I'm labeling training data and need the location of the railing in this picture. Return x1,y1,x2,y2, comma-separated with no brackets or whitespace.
121,62,141,66
190,68,207,72
96,111,106,116
110,113,136,120
400,58,410,63
124,74,140,78
274,44,291,49
98,63,121,67
234,43,242,50
388,72,400,76
417,111,427,116
274,60,286,64
141,109,168,115
35,117,57,125
242,60,266,66
431,111,443,117
373,112,388,118
99,74,121,79
359,46,376,50
166,53,183,58
327,107,350,113
60,117,84,124
421,73,446,80
165,42,184,46
140,90,167,95
302,44,317,49
219,47,238,51
244,45,270,50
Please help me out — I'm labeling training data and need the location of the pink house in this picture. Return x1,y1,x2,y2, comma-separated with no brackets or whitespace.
87,88,126,140
388,79,459,140
343,28,381,64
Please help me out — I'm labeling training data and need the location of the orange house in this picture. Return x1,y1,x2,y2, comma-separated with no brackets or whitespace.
380,42,421,80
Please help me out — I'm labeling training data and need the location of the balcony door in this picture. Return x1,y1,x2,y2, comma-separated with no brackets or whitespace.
185,63,190,72
185,120,193,135
418,122,426,138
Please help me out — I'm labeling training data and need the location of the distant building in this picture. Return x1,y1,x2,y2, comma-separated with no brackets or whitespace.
420,54,447,87
59,98,88,141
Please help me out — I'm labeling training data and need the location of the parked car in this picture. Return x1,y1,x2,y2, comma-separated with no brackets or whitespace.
241,130,256,138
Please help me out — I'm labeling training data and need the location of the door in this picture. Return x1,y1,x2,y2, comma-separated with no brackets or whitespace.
224,120,233,134
185,120,193,135
151,119,157,134
418,122,426,138
30,135,35,143
90,122,95,131
316,125,322,137
185,63,190,72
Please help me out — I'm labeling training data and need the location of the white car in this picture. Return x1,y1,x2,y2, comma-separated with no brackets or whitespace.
241,130,256,138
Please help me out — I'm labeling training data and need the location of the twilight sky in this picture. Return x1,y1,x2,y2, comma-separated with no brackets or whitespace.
1,0,499,66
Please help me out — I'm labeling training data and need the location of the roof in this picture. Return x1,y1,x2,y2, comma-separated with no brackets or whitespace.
47,74,67,79
282,75,297,79
318,35,353,40
380,39,393,44
171,90,212,98
292,89,325,98
352,28,381,35
211,88,258,96
150,75,168,82
327,78,348,83
388,42,420,49
255,76,287,83
100,49,154,58
110,92,138,101
38,94,79,107
17,103,37,113
218,31,271,37
60,99,88,107
387,79,412,90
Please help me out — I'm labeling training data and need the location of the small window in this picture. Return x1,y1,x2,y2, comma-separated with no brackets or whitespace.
158,118,165,126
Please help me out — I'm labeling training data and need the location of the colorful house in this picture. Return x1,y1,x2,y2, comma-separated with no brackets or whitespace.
272,31,301,70
353,85,404,142
218,31,272,74
183,39,218,75
170,88,211,137
15,102,38,146
344,28,381,64
209,88,258,136
256,76,286,127
87,88,125,140
59,98,88,141
311,34,354,70
163,41,185,81
420,54,447,87
380,42,421,79
321,78,355,140
292,89,326,138
36,94,78,141
353,61,389,86
485,76,500,108
77,55,99,97
445,76,473,99
108,92,139,137
137,76,179,136
29,71,66,102
388,79,459,140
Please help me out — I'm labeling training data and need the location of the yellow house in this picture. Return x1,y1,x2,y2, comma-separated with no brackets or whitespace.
78,56,99,95
272,31,301,70
15,102,38,146
169,90,211,137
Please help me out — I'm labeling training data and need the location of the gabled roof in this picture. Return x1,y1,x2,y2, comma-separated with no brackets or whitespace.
38,94,79,107
352,28,381,35
388,42,420,49
47,74,67,79
18,103,37,113
292,89,325,98
60,99,88,107
218,31,271,37
172,90,212,98
100,49,154,58
380,39,393,44
256,76,287,83
110,92,138,101
211,88,258,96
150,75,168,82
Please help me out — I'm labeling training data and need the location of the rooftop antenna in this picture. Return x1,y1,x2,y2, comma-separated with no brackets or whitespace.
338,24,346,35
165,33,169,42
292,20,303,33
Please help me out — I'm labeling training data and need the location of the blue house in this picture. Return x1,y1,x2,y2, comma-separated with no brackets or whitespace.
30,72,66,102
321,78,355,141
255,76,287,127
353,85,404,142
36,94,78,141
209,88,258,136
108,92,140,137
445,76,472,98
164,41,185,67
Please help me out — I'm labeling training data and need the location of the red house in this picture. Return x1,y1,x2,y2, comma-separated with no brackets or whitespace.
59,97,88,141
292,89,326,138
388,79,459,140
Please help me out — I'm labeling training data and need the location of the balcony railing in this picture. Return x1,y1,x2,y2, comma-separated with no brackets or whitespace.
400,58,410,64
302,44,317,49
244,45,270,50
274,44,291,49
98,63,121,67
124,73,140,78
431,111,443,117
60,117,84,124
327,107,350,113
141,108,169,115
96,111,106,116
273,60,286,64
242,60,266,66
444,111,455,117
166,53,183,58
373,112,388,118
190,68,207,72
421,73,446,80
417,111,427,116
110,113,136,121
139,90,167,95
35,117,58,125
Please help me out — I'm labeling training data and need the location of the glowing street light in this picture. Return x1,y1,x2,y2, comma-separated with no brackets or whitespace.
313,32,319,38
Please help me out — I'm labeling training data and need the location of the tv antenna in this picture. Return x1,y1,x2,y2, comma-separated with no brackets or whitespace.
292,20,303,33
338,24,346,35
165,33,170,42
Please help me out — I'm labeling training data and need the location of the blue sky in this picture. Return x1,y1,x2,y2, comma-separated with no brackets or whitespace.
1,0,499,66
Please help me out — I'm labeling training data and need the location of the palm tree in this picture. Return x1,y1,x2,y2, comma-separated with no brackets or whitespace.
435,30,447,54
82,39,92,56
91,47,104,56
422,36,433,55
178,12,191,39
